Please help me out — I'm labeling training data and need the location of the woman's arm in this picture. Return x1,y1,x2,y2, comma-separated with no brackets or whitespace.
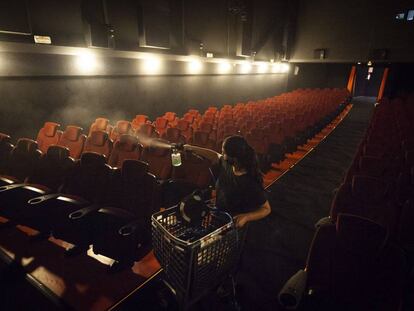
183,144,221,165
233,200,271,228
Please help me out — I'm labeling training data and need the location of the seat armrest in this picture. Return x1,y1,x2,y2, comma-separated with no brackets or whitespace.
28,193,62,204
278,269,308,309
315,216,333,228
69,204,100,220
118,218,146,237
0,183,26,192
0,176,19,185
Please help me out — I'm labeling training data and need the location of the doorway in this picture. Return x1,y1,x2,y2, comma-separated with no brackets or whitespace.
354,65,385,97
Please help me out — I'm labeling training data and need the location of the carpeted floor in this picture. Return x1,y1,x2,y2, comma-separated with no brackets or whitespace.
236,96,375,310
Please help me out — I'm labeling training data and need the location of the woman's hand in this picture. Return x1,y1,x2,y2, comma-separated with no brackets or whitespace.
233,213,250,228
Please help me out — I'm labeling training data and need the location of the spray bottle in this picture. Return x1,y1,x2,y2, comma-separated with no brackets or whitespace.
170,143,184,167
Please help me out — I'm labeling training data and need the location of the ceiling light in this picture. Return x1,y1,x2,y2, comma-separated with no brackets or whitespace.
271,63,281,73
143,57,161,74
257,62,269,73
187,60,203,74
280,63,290,73
75,52,97,73
218,62,231,74
240,62,252,74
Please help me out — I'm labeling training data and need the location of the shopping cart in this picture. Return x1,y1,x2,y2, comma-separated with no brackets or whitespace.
152,205,239,310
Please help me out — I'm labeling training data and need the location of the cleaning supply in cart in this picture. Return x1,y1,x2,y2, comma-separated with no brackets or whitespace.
178,191,209,227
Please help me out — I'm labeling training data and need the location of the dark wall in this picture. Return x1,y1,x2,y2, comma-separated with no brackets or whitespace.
0,0,293,61
385,63,414,97
0,74,287,141
287,63,351,91
0,0,295,141
292,0,414,62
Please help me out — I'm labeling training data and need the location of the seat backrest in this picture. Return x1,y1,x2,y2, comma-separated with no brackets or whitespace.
199,122,213,133
63,152,111,203
107,160,158,217
193,131,215,150
0,133,13,175
110,120,133,142
155,117,169,135
89,117,111,136
108,134,143,168
306,213,405,310
172,151,212,188
331,176,398,234
6,138,42,181
162,127,186,144
84,130,113,159
36,122,62,154
27,145,75,191
351,175,388,205
58,126,86,159
131,114,149,130
141,140,172,180
176,119,189,131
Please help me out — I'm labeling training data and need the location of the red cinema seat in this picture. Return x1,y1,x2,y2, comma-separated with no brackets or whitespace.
330,176,399,235
0,145,75,227
193,131,216,150
279,214,406,310
91,160,158,268
162,127,186,144
110,120,133,142
132,114,149,131
108,134,143,168
154,117,169,136
176,119,193,143
36,122,62,154
84,130,113,159
58,126,86,159
89,117,111,136
1,138,41,182
172,151,212,188
136,123,159,146
27,152,113,251
141,140,172,180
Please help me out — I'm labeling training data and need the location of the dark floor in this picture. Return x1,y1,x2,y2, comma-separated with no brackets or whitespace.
236,96,375,310
114,97,376,311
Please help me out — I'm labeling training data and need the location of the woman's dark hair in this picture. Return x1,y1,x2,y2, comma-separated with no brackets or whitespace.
223,135,263,186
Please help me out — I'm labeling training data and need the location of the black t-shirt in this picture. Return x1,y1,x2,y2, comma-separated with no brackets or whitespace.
213,157,267,216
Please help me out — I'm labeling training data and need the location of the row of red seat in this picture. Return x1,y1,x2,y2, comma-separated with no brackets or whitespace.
0,135,212,269
0,87,349,271
34,88,350,173
279,95,414,310
332,96,414,245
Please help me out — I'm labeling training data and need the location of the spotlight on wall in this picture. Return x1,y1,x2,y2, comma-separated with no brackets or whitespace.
218,62,232,74
240,62,252,74
187,59,203,74
271,63,281,73
143,57,162,74
280,63,290,73
75,52,97,73
257,62,269,73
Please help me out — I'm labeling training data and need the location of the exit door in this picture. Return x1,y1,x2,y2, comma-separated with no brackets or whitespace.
354,66,385,97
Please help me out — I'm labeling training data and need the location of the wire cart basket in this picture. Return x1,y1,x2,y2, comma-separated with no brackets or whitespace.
152,206,239,310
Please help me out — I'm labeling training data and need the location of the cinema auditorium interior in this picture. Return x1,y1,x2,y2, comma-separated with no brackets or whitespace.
0,0,413,310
